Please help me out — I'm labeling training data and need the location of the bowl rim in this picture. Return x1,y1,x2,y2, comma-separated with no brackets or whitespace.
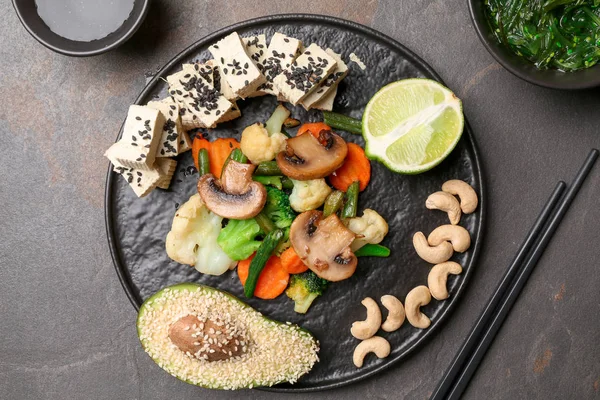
468,0,600,90
11,0,150,57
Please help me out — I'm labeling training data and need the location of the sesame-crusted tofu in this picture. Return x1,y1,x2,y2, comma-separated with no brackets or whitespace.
301,49,347,110
257,33,302,96
147,100,182,157
156,158,178,189
273,43,337,105
167,69,233,129
311,84,337,111
182,63,214,86
178,131,192,154
242,35,267,67
206,60,237,101
105,106,165,170
113,164,162,198
209,32,266,99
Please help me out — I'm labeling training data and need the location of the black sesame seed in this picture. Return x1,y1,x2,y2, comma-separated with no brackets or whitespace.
135,116,141,120
284,38,289,43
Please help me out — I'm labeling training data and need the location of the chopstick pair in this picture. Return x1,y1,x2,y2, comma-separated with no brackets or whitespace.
430,148,599,400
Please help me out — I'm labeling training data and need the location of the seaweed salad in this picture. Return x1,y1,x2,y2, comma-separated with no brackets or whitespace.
486,0,600,71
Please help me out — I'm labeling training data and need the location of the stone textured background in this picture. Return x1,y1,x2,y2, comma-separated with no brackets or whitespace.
1,1,599,399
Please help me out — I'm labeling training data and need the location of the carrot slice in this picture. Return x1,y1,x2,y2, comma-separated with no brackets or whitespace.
280,247,309,274
192,135,211,171
209,138,240,177
297,122,331,138
238,254,290,299
328,142,371,192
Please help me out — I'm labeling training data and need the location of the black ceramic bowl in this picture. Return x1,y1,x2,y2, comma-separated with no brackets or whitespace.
469,0,600,89
12,0,150,57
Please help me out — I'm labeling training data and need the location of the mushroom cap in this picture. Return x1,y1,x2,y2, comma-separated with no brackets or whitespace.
290,210,357,282
276,130,348,180
197,160,267,220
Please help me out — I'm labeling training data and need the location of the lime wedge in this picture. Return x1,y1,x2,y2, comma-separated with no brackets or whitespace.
362,79,464,174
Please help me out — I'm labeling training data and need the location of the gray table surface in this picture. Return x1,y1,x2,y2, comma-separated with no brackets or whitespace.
2,1,599,399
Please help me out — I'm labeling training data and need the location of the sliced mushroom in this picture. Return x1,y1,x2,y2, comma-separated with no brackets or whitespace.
197,160,266,219
276,129,348,180
290,210,357,281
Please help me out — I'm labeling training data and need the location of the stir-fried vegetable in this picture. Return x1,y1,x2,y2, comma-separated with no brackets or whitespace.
341,181,359,218
243,229,285,298
238,253,290,300
217,218,263,261
285,271,329,314
323,190,345,217
253,175,283,189
486,0,600,71
322,111,363,134
280,247,309,274
263,186,296,229
254,161,282,176
297,122,332,137
354,244,391,257
329,143,371,192
197,148,210,175
265,104,291,135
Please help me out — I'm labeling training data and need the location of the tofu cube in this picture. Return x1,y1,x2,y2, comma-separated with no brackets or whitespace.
311,84,337,111
273,43,337,105
167,69,233,129
113,164,161,198
258,33,302,96
156,158,178,189
147,99,182,157
209,32,266,98
105,105,164,170
301,49,348,110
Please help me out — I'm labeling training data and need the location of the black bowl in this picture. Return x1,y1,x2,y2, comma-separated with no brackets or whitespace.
12,0,150,57
468,0,600,90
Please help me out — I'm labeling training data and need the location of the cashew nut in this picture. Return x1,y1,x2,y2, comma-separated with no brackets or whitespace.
380,295,405,332
427,261,463,300
427,225,471,253
353,336,391,368
351,297,382,340
413,231,454,264
442,180,478,214
426,191,462,225
405,285,432,329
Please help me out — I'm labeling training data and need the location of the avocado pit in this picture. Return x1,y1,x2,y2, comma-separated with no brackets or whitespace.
168,315,248,362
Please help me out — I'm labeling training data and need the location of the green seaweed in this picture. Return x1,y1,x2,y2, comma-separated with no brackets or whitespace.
486,0,600,71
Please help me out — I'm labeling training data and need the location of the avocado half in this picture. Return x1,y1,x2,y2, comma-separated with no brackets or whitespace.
136,283,319,389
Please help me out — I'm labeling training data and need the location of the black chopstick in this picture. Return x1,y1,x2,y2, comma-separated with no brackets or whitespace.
431,148,599,400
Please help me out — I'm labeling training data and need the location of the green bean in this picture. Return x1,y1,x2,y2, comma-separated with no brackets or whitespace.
281,177,294,190
197,148,210,176
254,211,275,234
244,229,284,298
323,190,344,217
341,181,359,219
354,244,391,257
220,148,248,178
322,111,363,135
254,161,282,176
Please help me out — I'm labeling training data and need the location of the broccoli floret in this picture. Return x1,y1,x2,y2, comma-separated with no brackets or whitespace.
217,218,262,261
285,271,329,314
263,186,296,229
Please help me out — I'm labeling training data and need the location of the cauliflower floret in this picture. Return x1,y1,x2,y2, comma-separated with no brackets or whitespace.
289,179,332,212
345,209,389,251
240,123,287,164
166,194,236,275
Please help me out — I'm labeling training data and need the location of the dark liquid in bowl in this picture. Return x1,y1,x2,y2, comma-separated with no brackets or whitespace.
35,0,135,42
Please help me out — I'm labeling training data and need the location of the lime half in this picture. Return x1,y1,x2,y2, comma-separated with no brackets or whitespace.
362,79,464,174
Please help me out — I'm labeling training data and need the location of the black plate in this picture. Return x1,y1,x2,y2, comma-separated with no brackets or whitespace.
105,14,485,392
